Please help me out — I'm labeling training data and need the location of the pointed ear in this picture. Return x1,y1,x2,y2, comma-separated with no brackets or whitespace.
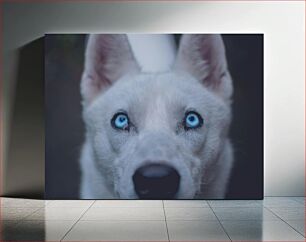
175,34,233,101
81,34,139,105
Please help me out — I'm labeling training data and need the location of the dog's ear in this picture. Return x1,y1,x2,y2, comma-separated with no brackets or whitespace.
81,34,139,105
175,34,233,101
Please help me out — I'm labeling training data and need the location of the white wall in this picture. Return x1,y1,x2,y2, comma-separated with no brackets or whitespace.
2,1,305,196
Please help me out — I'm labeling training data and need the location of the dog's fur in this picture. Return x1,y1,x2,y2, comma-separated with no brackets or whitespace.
79,34,234,199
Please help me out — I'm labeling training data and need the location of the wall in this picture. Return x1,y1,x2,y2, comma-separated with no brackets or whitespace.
2,1,305,197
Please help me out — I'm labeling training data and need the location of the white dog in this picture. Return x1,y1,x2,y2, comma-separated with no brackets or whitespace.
79,34,234,199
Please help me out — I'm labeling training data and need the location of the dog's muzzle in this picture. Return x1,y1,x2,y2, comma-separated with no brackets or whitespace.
132,164,180,199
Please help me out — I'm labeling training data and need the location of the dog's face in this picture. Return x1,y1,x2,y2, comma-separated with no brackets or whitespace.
81,34,233,199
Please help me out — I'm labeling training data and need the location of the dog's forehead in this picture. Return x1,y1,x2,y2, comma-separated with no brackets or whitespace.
119,72,204,100
92,71,218,118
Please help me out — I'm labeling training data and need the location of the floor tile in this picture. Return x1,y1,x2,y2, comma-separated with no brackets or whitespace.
286,220,305,236
47,200,94,208
0,207,39,220
167,220,230,241
45,200,54,204
26,207,88,220
0,220,20,240
0,220,20,231
93,200,163,208
268,207,305,220
0,197,305,241
165,207,217,221
0,198,46,208
208,200,263,207
264,197,304,207
1,220,75,241
213,207,279,220
221,220,305,241
81,207,165,221
163,200,209,207
63,220,168,241
292,197,305,205
45,220,76,240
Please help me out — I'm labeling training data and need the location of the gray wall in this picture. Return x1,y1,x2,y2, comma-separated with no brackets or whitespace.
2,2,304,197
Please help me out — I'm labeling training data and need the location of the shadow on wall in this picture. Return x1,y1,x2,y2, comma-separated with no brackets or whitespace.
4,38,44,199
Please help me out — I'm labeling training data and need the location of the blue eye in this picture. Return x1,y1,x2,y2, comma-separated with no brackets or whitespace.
184,111,203,130
112,112,129,130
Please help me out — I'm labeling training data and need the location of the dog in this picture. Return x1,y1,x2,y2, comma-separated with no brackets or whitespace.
79,34,234,199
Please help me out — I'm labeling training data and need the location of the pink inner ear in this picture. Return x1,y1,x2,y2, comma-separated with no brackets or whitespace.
176,34,232,100
199,36,226,87
81,34,139,105
88,73,110,92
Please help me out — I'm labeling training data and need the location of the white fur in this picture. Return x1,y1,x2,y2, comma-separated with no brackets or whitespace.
80,34,234,199
127,34,176,72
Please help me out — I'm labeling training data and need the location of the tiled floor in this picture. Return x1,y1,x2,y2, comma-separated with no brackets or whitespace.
0,197,304,241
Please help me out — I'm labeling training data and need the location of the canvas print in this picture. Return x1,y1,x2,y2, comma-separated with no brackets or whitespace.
45,34,263,199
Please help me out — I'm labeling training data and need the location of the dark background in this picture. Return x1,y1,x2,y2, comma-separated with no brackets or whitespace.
45,34,263,199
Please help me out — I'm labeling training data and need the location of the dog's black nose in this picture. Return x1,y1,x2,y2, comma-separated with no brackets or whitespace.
133,164,180,199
